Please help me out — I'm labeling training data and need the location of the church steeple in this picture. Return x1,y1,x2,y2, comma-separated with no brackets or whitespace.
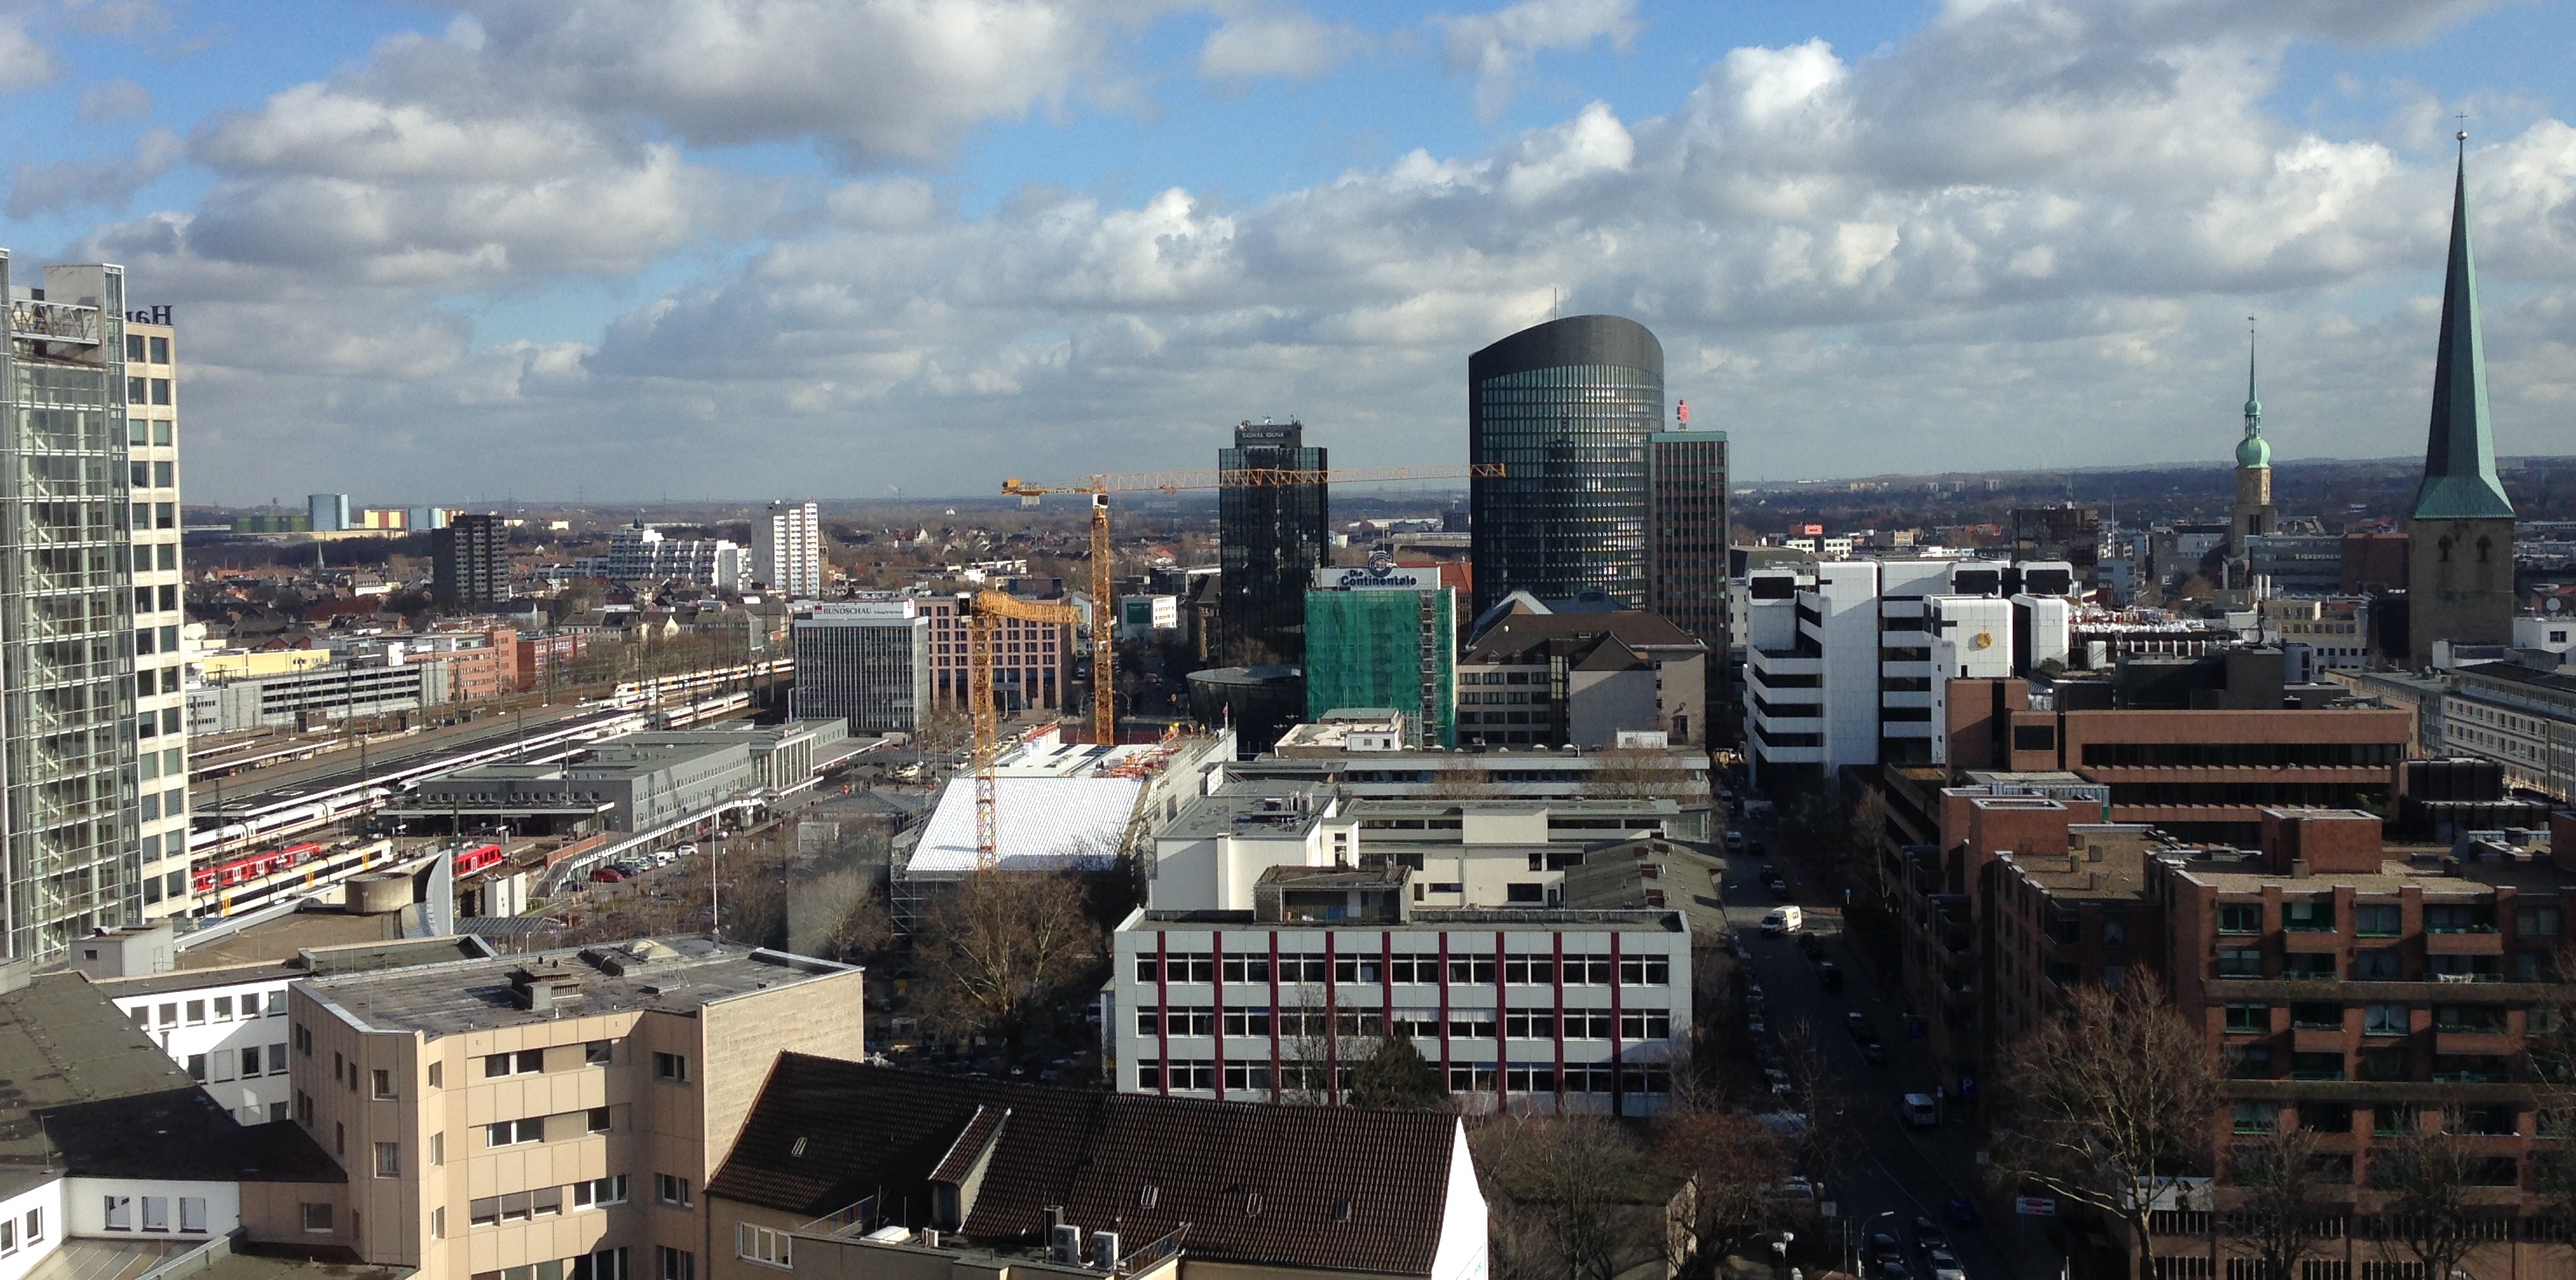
2410,132,2514,521
2236,318,2268,470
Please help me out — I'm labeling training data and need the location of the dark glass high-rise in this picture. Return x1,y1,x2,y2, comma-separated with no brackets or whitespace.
1468,315,1663,619
1217,420,1327,664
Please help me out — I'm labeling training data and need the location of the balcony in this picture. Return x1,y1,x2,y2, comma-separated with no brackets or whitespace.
2434,1030,2516,1058
2425,931,2504,955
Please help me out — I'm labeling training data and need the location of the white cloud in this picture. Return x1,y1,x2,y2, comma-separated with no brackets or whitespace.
0,15,56,94
8,128,182,216
77,78,152,121
1433,0,1636,118
1199,10,1370,82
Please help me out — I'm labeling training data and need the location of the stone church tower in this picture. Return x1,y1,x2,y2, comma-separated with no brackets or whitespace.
2408,133,2516,666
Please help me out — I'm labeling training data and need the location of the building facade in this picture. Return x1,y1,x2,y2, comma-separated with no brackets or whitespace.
3,257,154,960
1303,567,1456,749
1456,608,1708,749
121,314,193,923
309,493,351,532
917,593,1071,715
604,524,747,591
434,513,506,610
2408,142,2517,665
2439,661,2576,803
789,601,929,733
1645,428,1727,647
751,500,821,599
1217,420,1328,664
1467,316,1662,619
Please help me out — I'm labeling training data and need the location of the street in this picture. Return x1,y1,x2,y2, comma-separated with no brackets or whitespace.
1717,821,2053,1280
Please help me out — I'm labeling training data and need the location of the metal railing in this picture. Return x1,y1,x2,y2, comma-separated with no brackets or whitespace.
8,299,103,345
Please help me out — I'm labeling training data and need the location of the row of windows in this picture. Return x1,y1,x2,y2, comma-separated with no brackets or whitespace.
124,333,170,364
1135,1006,1669,1040
485,1107,613,1147
101,1195,204,1235
468,1175,631,1225
2221,1002,2513,1035
2211,948,2538,982
124,376,172,405
1137,1058,1672,1094
1134,953,1666,985
470,1245,634,1280
2080,742,2406,768
132,989,284,1027
2214,901,2532,936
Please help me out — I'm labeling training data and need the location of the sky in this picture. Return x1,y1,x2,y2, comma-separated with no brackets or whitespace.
0,0,2571,505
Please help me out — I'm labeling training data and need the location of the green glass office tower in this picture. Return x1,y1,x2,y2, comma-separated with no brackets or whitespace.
1304,572,1455,748
2,254,146,960
1468,315,1664,619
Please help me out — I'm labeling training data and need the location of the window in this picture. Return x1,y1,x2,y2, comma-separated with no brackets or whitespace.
1506,1010,1555,1038
487,1118,544,1147
2518,905,2564,938
22,1210,38,1246
1562,955,1614,985
2291,1003,2343,1030
239,1046,261,1078
1221,1007,1272,1037
738,1224,794,1270
585,1040,613,1065
1563,1010,1613,1039
1333,955,1383,984
149,335,168,364
1134,952,1213,982
2356,902,2402,936
430,1208,444,1241
658,1248,694,1280
105,1196,133,1231
2232,1102,2280,1133
335,1123,345,1156
2217,903,2263,934
1443,1012,1494,1039
430,1133,444,1166
2423,904,2497,934
187,1052,206,1082
2227,1044,2273,1078
2282,900,2336,932
2223,1004,2268,1033
1277,953,1328,983
2216,948,2265,978
212,996,232,1021
374,1142,400,1177
1385,953,1439,983
1507,882,1543,904
1620,956,1670,985
577,1249,632,1280
574,1176,629,1208
302,1203,333,1234
1220,955,1271,982
1223,1062,1272,1091
372,1069,394,1099
2363,1004,2409,1037
188,1000,207,1024
427,1061,442,1087
657,1174,692,1208
141,1198,169,1232
653,1052,689,1084
126,334,145,360
270,1045,290,1077
1446,953,1497,984
1621,1010,1671,1040
2354,948,2402,981
1503,955,1554,984
485,1049,544,1078
586,1107,612,1134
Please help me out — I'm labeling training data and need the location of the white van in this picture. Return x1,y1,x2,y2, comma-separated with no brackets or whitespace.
1760,906,1804,936
1901,1092,1939,1126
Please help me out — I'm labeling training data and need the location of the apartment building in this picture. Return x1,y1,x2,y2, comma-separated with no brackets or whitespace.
1744,558,2074,788
288,936,864,1277
752,501,822,599
1111,786,1697,1116
706,1057,1487,1280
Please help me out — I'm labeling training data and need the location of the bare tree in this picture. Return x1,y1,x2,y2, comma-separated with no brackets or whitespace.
2368,1127,2487,1280
1474,1116,1665,1280
1992,982,2222,1280
1588,747,1692,801
1654,1106,1791,1280
912,870,1099,1059
1776,1017,1850,1181
2228,1125,2335,1280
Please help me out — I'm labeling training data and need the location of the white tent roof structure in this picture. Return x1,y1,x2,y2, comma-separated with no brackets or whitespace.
907,776,1144,875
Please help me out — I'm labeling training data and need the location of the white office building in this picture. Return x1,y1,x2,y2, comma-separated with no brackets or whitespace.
789,600,928,732
1746,558,2076,784
754,499,823,598
1110,786,1696,1116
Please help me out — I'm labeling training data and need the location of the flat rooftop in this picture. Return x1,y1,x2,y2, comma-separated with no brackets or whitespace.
99,935,493,998
1139,907,1686,932
2162,848,2576,896
299,936,855,1037
179,906,425,970
1160,787,1334,842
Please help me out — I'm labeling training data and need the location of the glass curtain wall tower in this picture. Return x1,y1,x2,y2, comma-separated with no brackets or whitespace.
2,253,143,961
1468,316,1663,619
1218,420,1327,664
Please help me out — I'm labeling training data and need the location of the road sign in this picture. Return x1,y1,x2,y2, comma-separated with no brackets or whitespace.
2015,1196,2057,1217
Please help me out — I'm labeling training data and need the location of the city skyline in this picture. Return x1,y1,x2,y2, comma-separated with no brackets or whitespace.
0,2,2569,503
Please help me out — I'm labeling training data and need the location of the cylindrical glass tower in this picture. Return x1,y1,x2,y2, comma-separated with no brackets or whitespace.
1466,315,1664,620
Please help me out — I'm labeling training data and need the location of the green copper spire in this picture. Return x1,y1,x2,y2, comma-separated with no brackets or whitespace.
2236,318,2269,469
2411,132,2515,521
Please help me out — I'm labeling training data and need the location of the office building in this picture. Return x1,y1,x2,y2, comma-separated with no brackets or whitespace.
1744,558,2077,787
1238,714,1712,821
120,311,194,924
2409,140,2517,664
2440,661,2576,802
434,512,507,610
1646,425,1727,646
1467,315,1663,618
1110,784,1697,1115
752,499,822,598
1303,564,1456,749
707,1058,1489,1280
2,257,158,960
1456,607,1708,748
789,600,929,732
308,492,351,532
188,654,439,736
605,522,747,590
289,935,864,1276
917,593,1072,715
1218,420,1329,664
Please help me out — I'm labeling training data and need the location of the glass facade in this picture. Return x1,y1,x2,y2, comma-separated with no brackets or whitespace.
1217,421,1327,665
1468,318,1664,619
1648,430,1728,646
2,256,143,960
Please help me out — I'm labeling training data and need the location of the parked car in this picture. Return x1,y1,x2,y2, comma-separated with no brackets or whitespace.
1847,1011,1870,1039
1817,961,1845,992
588,867,626,883
1764,874,1793,900
675,843,698,858
1763,1068,1793,1095
1862,1038,1888,1066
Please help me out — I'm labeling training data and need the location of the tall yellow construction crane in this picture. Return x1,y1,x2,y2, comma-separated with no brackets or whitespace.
1001,462,1500,740
967,588,1082,867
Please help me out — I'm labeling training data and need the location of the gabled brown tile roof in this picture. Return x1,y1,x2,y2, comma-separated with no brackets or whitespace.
707,1056,1466,1277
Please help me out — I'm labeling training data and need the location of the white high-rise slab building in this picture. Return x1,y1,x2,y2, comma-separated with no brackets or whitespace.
754,499,823,598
